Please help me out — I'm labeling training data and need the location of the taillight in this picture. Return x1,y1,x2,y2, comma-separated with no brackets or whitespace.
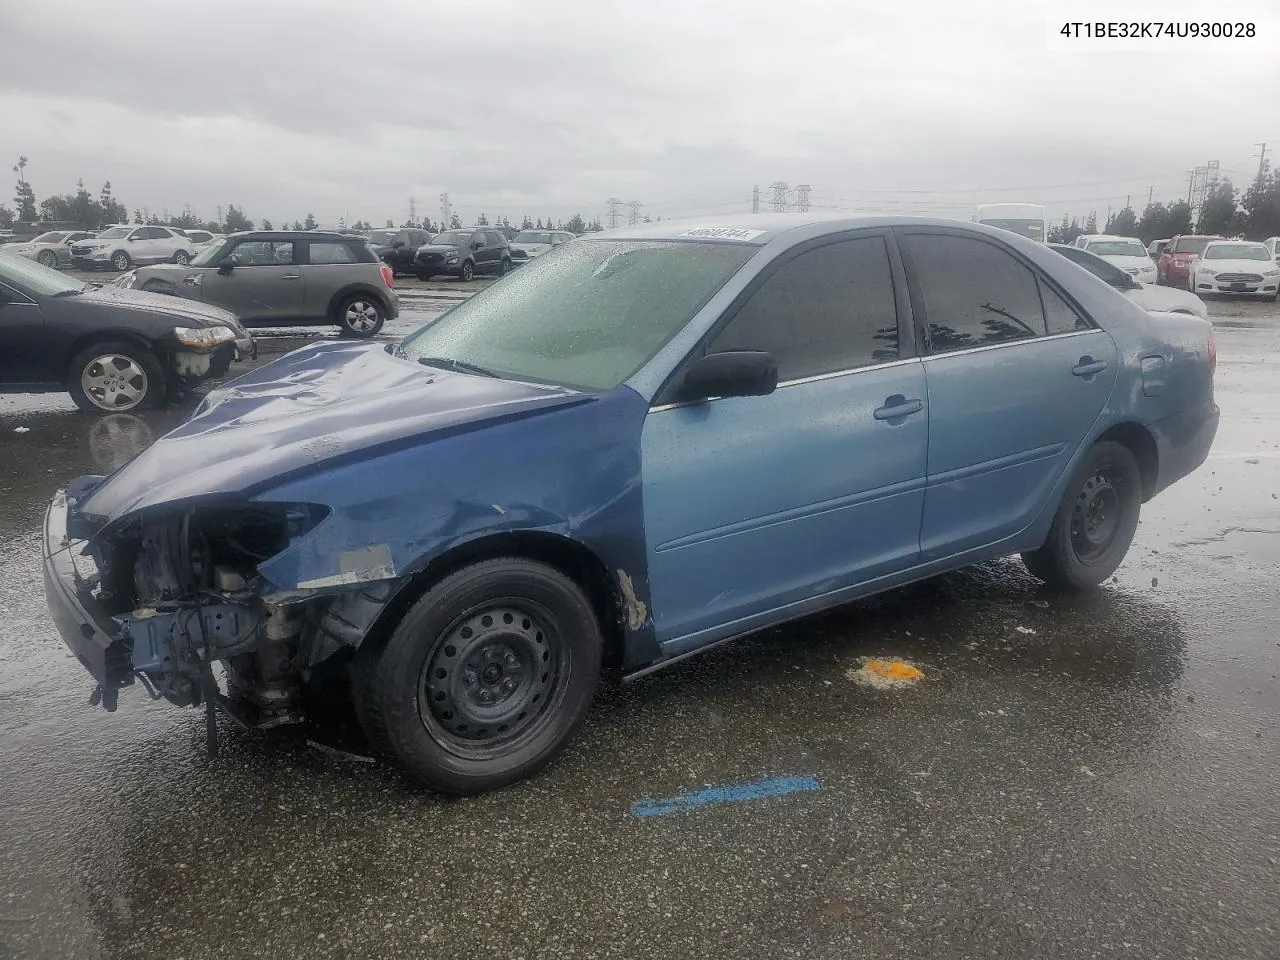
379,264,394,288
1208,329,1216,376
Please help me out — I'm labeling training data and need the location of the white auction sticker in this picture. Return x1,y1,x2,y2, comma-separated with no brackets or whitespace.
677,226,767,241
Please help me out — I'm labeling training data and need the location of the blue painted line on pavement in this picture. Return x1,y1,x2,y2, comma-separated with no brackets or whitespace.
631,775,821,817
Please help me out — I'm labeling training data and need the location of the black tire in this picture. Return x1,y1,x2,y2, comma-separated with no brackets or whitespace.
459,260,475,282
1021,440,1142,590
498,256,511,276
352,558,603,794
37,250,57,268
336,294,386,338
111,250,132,272
174,249,191,266
67,341,166,413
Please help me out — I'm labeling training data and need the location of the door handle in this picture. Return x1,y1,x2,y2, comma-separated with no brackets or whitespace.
1072,356,1108,378
873,395,925,421
281,274,302,280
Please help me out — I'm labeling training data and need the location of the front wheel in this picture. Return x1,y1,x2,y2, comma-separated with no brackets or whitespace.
67,341,166,413
174,249,191,266
352,558,603,794
1021,440,1142,589
337,294,385,338
498,256,511,276
111,250,132,272
458,260,475,282
37,250,57,268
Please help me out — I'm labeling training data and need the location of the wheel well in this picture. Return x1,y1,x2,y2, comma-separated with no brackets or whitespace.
365,532,627,673
64,332,165,381
326,284,390,320
1097,422,1158,501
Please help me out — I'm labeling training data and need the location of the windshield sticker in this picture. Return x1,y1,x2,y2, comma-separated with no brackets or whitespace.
677,226,767,242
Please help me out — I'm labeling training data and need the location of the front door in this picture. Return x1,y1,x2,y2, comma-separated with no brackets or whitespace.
200,239,304,322
0,285,51,385
641,234,929,646
896,230,1119,559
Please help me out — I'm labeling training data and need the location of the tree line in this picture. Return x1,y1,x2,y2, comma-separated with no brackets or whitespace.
1048,169,1280,245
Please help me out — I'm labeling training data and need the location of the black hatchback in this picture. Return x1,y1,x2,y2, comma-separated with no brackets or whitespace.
414,228,511,282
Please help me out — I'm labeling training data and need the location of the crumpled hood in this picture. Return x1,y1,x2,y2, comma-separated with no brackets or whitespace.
80,283,239,327
77,340,587,525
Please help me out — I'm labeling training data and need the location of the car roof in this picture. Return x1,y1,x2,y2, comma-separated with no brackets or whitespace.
1202,239,1266,247
1079,234,1141,242
226,230,363,241
580,212,1038,246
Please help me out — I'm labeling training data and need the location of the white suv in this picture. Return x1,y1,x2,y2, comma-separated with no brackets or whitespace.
70,225,196,272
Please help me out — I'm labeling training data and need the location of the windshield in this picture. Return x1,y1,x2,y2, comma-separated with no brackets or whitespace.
978,218,1044,241
1204,243,1270,261
514,231,553,244
31,232,69,244
430,230,472,246
97,227,132,239
0,248,87,296
367,230,397,244
1171,237,1213,254
1085,240,1147,257
398,240,754,390
190,237,232,266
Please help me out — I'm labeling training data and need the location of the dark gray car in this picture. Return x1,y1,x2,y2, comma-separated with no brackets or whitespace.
117,231,401,338
414,228,510,281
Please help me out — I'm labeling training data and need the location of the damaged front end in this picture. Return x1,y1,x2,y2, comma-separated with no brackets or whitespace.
44,478,371,732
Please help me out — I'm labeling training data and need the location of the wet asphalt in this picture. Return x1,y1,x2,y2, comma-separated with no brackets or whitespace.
1,295,1277,960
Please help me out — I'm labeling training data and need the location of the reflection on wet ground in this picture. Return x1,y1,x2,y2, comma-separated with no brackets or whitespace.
0,303,1277,959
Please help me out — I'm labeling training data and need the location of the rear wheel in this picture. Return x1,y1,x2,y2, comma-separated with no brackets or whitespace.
1021,440,1142,590
67,341,166,413
459,260,475,282
337,294,385,338
37,250,57,268
352,558,602,794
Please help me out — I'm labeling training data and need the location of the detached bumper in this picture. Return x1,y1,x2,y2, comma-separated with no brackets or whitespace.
42,489,132,707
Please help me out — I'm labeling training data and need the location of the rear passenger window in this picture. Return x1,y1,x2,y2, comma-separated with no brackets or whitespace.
901,234,1046,353
707,236,899,381
1040,282,1090,334
309,241,358,264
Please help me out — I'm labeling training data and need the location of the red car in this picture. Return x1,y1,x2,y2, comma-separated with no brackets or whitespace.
1158,234,1225,287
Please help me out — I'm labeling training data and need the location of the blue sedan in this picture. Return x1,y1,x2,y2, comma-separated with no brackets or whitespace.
42,215,1218,793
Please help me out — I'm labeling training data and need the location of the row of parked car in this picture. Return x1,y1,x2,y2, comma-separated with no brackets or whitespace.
1073,232,1280,301
5,225,224,271
364,226,577,280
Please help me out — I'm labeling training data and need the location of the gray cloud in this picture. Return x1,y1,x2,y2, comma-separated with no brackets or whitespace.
0,0,1275,228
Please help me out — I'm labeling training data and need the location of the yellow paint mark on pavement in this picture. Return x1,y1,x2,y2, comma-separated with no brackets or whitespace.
847,657,925,689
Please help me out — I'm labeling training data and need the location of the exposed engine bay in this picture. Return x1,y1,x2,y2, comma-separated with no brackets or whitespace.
79,501,392,742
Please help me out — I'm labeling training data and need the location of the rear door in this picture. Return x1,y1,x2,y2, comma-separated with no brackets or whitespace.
896,230,1119,559
200,239,305,322
301,239,364,318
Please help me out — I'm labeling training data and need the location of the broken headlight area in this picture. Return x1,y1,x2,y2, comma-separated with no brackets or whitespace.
89,502,339,729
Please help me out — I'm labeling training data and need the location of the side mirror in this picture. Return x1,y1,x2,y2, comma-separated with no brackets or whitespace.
217,260,234,275
676,351,778,402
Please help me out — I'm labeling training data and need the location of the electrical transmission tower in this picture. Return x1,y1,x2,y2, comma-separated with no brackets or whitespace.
607,197,622,229
439,192,451,227
752,185,760,214
1189,161,1217,224
1255,142,1270,181
794,184,811,212
770,181,788,212
409,197,417,225
628,200,641,225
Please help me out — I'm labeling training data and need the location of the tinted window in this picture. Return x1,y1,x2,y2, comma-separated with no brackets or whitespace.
485,232,504,246
1056,246,1126,286
1170,237,1213,254
309,241,358,264
230,240,294,266
707,237,899,381
147,227,171,239
902,234,1045,353
1041,282,1090,334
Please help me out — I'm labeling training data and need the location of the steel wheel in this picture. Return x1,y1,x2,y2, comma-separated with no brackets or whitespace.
80,353,149,411
417,602,562,757
1069,469,1123,564
37,250,57,268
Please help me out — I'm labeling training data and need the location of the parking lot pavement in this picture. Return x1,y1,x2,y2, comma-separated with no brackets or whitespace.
1,302,1277,960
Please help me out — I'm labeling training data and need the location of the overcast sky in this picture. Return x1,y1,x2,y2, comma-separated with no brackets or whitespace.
1,0,1276,229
